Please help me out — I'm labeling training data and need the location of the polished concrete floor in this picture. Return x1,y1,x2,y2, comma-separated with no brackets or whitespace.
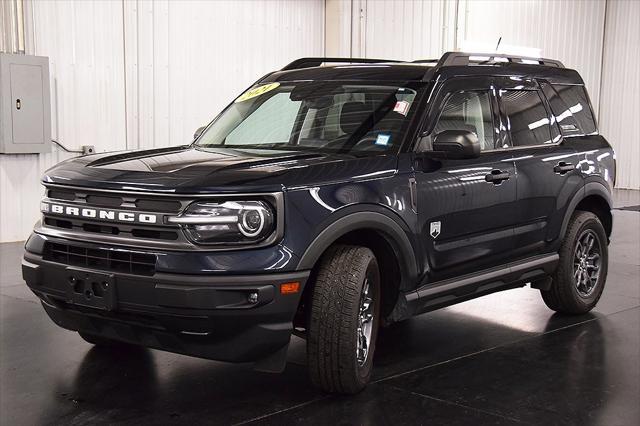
1,190,638,425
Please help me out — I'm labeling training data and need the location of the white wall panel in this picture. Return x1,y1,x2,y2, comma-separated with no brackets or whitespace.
0,0,324,242
598,0,640,190
460,0,606,113
358,0,605,107
125,0,325,150
363,0,455,60
0,0,126,242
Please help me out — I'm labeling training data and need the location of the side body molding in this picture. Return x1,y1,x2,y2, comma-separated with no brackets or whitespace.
297,211,419,291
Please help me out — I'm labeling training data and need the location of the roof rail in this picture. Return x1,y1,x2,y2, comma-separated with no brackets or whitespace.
281,57,402,71
435,51,564,68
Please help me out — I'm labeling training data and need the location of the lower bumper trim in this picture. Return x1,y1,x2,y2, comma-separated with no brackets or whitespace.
23,253,310,363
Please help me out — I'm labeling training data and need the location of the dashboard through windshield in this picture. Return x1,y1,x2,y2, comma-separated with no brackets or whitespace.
195,81,422,154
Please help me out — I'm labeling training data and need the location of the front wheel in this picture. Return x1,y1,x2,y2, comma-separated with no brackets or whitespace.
541,211,608,314
306,245,381,394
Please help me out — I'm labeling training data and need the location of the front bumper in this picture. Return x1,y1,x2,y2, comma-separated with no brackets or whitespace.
22,250,309,364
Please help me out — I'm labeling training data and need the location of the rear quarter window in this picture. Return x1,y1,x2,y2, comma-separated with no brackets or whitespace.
543,83,597,136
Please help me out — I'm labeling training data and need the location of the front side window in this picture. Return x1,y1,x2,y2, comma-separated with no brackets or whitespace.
433,90,496,151
195,82,420,155
500,90,553,147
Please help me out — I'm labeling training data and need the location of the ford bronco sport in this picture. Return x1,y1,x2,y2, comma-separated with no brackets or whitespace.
23,52,615,394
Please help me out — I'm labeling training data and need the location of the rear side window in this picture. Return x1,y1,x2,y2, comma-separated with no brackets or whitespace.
545,83,597,136
500,90,553,147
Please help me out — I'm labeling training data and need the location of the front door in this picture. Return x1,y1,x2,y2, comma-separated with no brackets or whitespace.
413,77,517,282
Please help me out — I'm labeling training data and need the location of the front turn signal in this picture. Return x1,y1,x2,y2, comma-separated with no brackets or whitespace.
280,282,300,294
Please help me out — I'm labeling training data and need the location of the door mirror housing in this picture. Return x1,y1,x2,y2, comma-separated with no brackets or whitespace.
432,130,481,159
193,126,206,140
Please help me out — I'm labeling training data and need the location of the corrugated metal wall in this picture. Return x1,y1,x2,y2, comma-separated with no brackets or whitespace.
362,0,456,59
0,0,324,242
598,0,640,190
124,0,324,150
460,0,606,114
360,0,606,111
0,0,127,242
359,0,640,189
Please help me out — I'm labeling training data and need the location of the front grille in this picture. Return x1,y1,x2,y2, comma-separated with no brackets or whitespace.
43,217,180,241
39,185,282,251
41,186,192,249
43,242,157,276
47,188,185,213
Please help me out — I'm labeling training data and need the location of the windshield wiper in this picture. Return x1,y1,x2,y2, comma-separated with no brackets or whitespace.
199,142,308,150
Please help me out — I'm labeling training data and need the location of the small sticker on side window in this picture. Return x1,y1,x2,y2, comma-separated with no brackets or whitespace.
375,134,391,146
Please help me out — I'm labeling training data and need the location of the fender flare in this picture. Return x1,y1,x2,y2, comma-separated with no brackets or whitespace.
560,181,613,240
297,210,419,290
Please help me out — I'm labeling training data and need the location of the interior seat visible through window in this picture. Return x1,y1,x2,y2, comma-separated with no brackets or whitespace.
500,90,553,146
433,91,495,150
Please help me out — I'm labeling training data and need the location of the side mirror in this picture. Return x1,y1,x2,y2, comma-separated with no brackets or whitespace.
193,126,206,140
432,130,481,159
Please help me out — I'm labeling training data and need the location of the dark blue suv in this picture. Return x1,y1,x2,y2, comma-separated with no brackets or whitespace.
23,52,615,393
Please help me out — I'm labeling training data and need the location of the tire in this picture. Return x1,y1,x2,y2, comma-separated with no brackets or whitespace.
78,332,123,347
306,245,381,394
541,211,608,314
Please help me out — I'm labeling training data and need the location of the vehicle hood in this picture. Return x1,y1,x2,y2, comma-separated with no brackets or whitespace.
42,145,398,193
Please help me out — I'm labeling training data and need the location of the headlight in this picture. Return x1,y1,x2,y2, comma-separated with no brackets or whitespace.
168,200,275,245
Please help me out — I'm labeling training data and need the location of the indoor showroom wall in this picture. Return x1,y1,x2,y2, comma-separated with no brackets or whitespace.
330,0,639,190
1,0,639,243
0,0,324,242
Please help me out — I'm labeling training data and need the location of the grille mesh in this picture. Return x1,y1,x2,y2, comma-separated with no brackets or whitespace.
43,242,156,276
47,189,184,213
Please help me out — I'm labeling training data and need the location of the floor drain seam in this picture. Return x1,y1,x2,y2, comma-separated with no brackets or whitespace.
385,384,529,424
232,396,329,425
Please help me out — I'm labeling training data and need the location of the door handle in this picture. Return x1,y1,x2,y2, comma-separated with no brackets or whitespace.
485,169,510,184
554,162,575,174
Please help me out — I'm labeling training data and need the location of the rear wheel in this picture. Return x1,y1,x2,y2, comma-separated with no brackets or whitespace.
306,245,381,394
541,211,608,314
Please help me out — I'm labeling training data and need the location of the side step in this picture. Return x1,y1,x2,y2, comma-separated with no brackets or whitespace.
406,254,559,315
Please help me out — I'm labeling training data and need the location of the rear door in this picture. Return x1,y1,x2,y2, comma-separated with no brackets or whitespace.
414,77,518,281
494,77,582,258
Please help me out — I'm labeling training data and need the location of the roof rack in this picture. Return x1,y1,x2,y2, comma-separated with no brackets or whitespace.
280,52,564,75
434,51,564,68
281,57,402,71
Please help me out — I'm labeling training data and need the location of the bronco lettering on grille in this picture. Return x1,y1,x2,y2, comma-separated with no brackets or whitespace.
42,202,158,224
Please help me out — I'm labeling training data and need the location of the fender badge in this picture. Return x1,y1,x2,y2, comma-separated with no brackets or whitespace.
430,221,441,239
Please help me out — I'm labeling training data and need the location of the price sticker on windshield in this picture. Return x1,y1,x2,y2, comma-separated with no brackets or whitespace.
235,83,280,103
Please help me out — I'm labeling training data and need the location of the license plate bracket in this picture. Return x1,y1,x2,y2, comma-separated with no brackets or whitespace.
65,268,117,311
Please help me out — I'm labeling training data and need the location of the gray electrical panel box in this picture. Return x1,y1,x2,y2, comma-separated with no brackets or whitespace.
0,53,51,154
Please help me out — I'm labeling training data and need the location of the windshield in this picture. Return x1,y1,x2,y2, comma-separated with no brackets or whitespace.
195,81,421,154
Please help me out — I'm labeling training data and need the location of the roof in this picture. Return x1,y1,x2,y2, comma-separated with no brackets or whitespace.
263,52,584,85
